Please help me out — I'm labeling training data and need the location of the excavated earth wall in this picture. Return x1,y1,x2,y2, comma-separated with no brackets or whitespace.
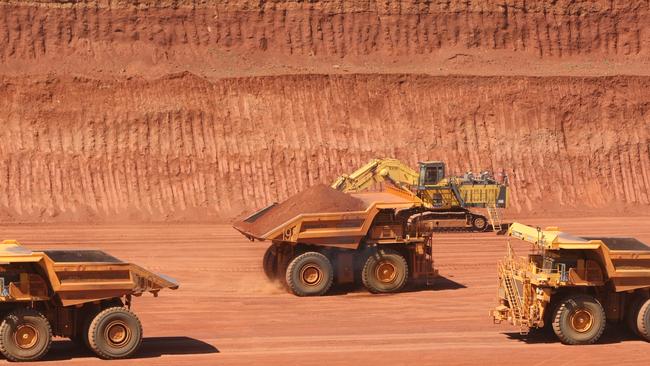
0,73,648,222
1,0,650,77
0,0,648,222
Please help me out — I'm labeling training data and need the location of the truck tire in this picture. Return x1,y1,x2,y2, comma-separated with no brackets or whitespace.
625,296,644,336
87,307,143,359
636,298,650,341
0,308,52,362
71,308,97,350
285,252,334,296
552,294,606,345
74,299,124,351
362,249,409,294
263,244,278,280
471,216,488,231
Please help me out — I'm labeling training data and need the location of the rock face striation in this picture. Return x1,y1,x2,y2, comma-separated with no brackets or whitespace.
2,0,650,77
0,0,648,222
1,73,648,222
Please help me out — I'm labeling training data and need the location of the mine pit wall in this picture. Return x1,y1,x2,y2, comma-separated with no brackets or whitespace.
0,73,648,222
1,1,649,77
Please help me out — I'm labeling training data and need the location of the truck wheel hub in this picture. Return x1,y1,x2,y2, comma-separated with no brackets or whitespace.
570,309,594,333
376,261,397,283
14,325,38,349
300,265,322,286
105,321,131,347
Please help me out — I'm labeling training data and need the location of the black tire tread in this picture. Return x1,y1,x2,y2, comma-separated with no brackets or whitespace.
0,308,52,362
262,245,278,280
636,298,650,341
361,249,409,294
552,294,606,345
285,252,333,296
626,296,644,336
88,307,143,360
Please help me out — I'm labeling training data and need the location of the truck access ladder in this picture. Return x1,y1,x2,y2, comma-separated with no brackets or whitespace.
500,263,528,333
486,204,502,233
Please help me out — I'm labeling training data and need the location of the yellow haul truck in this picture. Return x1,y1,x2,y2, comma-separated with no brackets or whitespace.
332,158,508,232
234,185,437,296
0,240,178,361
492,223,650,344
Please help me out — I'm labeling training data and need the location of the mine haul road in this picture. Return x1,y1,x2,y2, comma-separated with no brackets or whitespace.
0,217,648,365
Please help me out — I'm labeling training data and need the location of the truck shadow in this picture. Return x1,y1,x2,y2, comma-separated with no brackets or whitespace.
424,276,466,291
38,336,219,361
504,326,637,345
327,275,466,296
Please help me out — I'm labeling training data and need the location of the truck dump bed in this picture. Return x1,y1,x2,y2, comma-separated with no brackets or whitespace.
0,241,179,306
580,236,650,291
506,224,650,292
233,184,423,248
41,249,179,306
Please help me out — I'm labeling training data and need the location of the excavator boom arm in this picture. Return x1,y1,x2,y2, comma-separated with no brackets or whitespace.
331,158,420,192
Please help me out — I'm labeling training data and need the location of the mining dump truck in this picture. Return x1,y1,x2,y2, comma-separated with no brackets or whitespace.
233,184,437,296
331,158,508,232
0,240,178,361
492,223,650,344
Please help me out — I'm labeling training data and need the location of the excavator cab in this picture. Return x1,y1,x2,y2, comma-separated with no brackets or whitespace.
418,161,445,186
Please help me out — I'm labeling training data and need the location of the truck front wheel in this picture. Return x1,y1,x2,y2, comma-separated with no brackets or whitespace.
88,307,143,359
0,308,52,362
552,295,606,345
285,252,334,296
362,249,408,294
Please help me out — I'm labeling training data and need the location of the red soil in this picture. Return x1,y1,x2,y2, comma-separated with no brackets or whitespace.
0,73,648,223
1,1,649,365
2,218,648,365
1,1,649,78
234,184,365,236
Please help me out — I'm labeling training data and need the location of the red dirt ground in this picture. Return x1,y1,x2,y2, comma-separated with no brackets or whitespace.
1,1,649,364
1,216,648,365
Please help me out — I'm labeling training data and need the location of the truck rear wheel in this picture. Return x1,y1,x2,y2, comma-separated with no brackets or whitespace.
262,244,278,280
471,216,488,231
285,252,334,296
552,295,606,345
362,249,408,294
625,297,644,336
87,307,143,359
636,298,650,341
0,308,52,362
71,308,99,351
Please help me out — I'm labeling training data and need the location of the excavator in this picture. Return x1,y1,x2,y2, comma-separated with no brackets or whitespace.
331,158,508,232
